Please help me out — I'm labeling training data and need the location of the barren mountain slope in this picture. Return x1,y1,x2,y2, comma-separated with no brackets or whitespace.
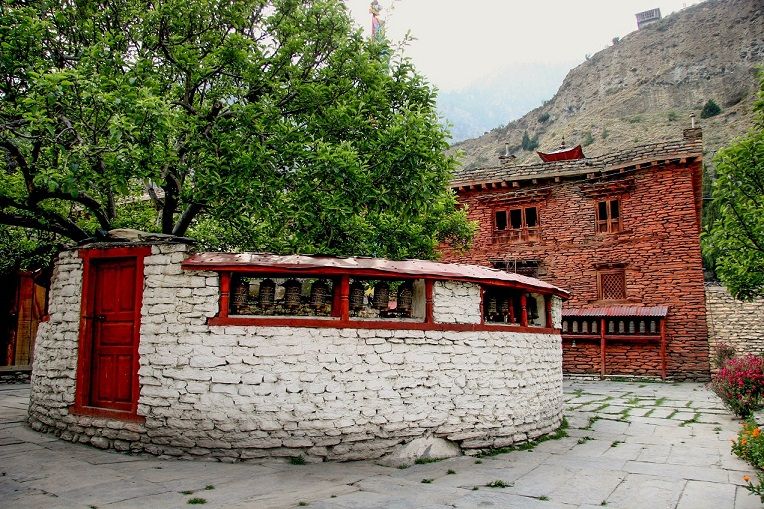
450,0,764,172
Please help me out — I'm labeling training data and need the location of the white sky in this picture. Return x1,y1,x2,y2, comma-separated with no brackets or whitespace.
345,0,704,91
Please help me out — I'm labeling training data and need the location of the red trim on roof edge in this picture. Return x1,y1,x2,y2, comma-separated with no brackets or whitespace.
562,305,668,317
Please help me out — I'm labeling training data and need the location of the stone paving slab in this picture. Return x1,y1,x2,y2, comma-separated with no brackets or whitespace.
1,381,763,508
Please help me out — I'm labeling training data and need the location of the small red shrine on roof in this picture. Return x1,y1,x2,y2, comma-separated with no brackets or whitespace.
537,139,585,162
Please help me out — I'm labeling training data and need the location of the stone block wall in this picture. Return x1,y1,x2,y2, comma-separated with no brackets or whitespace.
29,243,564,462
432,281,481,324
706,285,764,371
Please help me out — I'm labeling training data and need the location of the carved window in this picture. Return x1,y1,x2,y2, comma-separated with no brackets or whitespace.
494,206,540,242
596,199,621,233
597,269,626,301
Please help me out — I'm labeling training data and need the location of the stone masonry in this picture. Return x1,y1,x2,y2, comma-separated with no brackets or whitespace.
706,284,764,371
28,243,564,462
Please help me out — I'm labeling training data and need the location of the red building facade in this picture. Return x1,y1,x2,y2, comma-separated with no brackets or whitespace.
442,128,709,380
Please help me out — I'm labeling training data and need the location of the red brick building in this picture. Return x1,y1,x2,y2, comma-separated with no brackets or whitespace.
442,128,709,380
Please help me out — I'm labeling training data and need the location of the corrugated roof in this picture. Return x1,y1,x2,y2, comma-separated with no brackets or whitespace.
182,253,569,297
452,135,702,188
563,305,668,317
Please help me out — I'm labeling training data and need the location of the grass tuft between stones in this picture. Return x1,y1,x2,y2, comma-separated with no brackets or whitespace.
486,480,512,488
421,478,433,484
477,417,568,457
187,498,207,505
414,457,444,465
289,455,306,465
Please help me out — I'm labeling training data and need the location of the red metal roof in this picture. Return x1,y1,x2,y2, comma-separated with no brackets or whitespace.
182,253,569,298
537,145,585,162
563,305,668,317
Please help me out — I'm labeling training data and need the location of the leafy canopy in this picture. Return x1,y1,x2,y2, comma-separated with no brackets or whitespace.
0,0,473,265
702,73,764,299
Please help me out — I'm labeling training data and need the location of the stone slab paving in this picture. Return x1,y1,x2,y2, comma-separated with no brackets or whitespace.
1,380,762,508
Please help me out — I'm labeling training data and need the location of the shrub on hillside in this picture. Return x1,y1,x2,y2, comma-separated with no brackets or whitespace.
701,99,721,118
711,354,764,417
521,131,539,151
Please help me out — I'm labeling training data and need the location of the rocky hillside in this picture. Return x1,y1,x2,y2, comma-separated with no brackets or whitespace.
450,0,763,171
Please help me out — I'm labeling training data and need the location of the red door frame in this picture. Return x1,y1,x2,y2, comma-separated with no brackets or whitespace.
71,246,150,421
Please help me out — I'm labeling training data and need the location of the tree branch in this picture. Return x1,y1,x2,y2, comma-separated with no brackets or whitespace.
0,139,34,194
728,201,764,254
29,189,112,230
172,202,203,236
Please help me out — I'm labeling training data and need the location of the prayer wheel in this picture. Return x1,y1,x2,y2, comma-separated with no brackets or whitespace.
397,281,413,312
258,278,276,309
373,282,389,310
350,281,365,311
284,279,302,308
310,280,328,308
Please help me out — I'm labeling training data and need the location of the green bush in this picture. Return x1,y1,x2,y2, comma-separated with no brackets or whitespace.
521,131,539,151
701,99,721,118
538,112,550,123
582,131,594,147
667,111,678,122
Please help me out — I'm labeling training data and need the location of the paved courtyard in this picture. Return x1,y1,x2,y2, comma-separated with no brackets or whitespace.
0,380,760,508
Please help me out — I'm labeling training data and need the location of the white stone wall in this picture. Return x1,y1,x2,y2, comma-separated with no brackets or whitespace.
552,296,563,329
432,280,481,324
29,251,83,439
29,243,564,462
706,285,764,371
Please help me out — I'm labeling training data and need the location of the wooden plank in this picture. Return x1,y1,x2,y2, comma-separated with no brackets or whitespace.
660,319,667,380
600,318,606,379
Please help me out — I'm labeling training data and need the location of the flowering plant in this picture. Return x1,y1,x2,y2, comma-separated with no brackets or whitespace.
732,419,764,502
711,354,764,417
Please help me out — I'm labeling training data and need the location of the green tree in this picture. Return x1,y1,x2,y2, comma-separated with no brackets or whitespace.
0,0,472,261
702,76,764,299
701,99,721,119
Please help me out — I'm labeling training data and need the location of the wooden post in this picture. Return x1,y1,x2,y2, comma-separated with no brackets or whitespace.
520,293,528,327
339,276,350,322
600,318,606,379
544,295,553,328
425,280,434,323
660,319,667,380
508,297,515,324
219,272,231,319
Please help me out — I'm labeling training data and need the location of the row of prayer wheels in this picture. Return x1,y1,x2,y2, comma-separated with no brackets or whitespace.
350,281,413,312
233,279,414,312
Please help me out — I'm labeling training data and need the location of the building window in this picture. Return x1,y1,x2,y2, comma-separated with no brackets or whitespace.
491,259,540,279
597,269,626,301
494,206,540,242
596,199,621,233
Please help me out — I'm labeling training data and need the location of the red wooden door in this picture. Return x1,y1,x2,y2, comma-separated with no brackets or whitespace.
88,258,140,411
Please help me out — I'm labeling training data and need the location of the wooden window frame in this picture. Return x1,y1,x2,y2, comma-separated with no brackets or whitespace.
71,246,150,422
596,268,627,301
595,198,622,234
493,205,541,243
